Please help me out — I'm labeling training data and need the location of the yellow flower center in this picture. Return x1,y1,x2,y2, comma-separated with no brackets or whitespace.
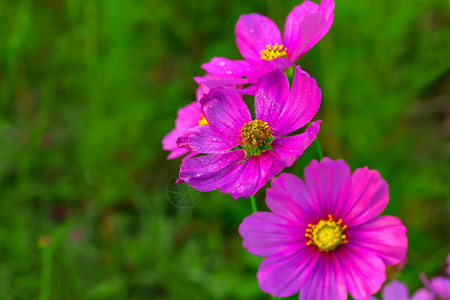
239,120,273,155
305,214,348,252
198,114,208,126
260,44,289,61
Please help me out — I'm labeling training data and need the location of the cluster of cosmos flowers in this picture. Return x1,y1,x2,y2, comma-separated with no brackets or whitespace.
162,1,448,299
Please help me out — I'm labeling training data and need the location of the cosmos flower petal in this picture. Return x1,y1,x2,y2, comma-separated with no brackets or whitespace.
257,246,320,297
284,0,335,61
381,280,409,300
235,13,283,63
299,254,346,300
270,120,320,168
238,158,408,299
162,101,202,159
218,155,262,199
239,211,305,257
200,86,252,136
267,173,320,225
341,167,389,227
255,69,290,126
163,128,190,159
246,58,295,83
337,247,386,300
201,57,253,78
346,216,407,266
303,157,352,218
177,125,239,154
195,80,211,102
178,150,245,192
429,276,450,299
283,1,319,60
194,75,250,89
276,66,321,136
257,123,320,201
411,288,434,300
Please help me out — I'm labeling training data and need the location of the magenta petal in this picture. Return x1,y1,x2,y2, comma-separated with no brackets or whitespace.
275,66,321,136
218,155,262,199
256,124,320,197
240,83,257,95
239,211,305,257
299,254,347,300
200,86,251,136
162,128,190,159
194,75,250,89
267,173,320,225
177,125,238,154
346,216,407,266
235,13,282,63
340,167,389,226
411,288,435,300
201,57,253,77
429,277,450,299
255,69,290,125
257,246,319,297
382,280,409,300
283,1,319,60
337,247,386,300
303,157,352,218
270,120,320,167
284,0,335,61
178,150,245,192
257,122,319,192
162,101,201,159
246,58,295,83
196,77,213,101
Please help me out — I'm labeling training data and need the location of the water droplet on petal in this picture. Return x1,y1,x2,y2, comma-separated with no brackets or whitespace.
219,61,226,67
225,70,232,75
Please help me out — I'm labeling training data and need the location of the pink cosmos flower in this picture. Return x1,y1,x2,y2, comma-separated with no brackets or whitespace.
239,158,408,299
162,101,205,159
366,280,434,300
177,66,321,200
418,255,450,300
195,0,335,88
162,81,211,160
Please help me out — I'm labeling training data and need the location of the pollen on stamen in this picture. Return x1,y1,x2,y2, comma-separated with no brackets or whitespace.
239,120,273,156
260,43,289,61
305,215,348,252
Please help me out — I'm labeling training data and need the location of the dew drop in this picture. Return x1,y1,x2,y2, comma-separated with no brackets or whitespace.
225,70,233,75
219,61,226,67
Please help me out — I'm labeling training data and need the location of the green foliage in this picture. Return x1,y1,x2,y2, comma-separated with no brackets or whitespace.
0,0,448,299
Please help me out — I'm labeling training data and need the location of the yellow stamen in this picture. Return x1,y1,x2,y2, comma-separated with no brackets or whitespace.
260,44,289,61
198,114,209,126
305,214,348,252
239,120,273,155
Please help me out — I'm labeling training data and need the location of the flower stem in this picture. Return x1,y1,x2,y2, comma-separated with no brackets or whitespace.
39,243,53,300
314,138,324,160
249,195,258,212
308,122,324,160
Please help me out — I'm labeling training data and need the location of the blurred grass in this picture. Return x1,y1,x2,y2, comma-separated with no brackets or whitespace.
0,0,449,299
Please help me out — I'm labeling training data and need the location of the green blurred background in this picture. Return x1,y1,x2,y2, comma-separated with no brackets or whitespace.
0,0,449,299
